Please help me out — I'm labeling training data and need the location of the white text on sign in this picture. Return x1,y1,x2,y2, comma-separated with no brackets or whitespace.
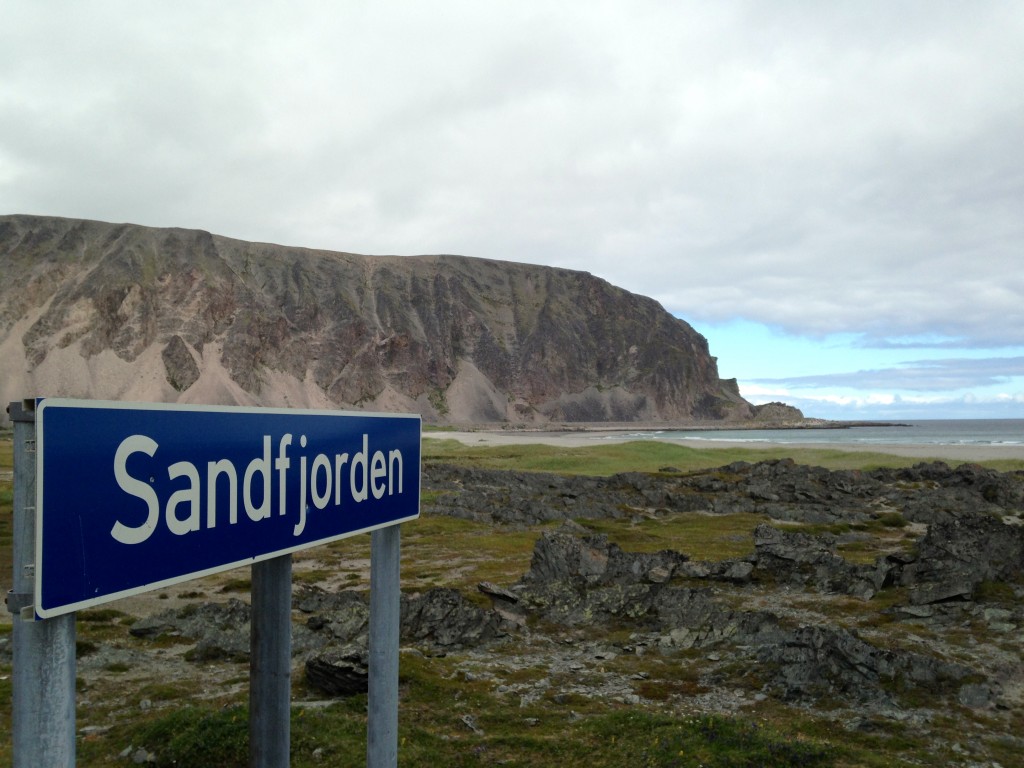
111,433,405,544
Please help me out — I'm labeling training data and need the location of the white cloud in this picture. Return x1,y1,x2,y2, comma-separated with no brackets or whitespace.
752,356,1024,393
2,0,1023,382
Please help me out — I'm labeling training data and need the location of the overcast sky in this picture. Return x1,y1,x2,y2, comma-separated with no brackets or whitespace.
3,1,1022,420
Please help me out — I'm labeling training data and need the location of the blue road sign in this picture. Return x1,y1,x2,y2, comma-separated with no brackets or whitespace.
34,399,420,618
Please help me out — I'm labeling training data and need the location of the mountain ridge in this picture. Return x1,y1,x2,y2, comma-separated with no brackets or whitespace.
1,214,758,424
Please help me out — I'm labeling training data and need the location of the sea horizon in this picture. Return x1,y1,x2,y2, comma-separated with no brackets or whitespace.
601,418,1024,448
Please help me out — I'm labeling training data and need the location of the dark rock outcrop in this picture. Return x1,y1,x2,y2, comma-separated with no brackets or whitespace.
160,333,200,392
400,588,508,648
128,597,329,662
129,598,255,663
305,645,369,697
874,461,1024,524
298,586,510,696
898,514,1024,605
755,624,976,706
522,529,689,587
750,401,805,423
423,458,1024,529
752,524,890,600
510,528,992,709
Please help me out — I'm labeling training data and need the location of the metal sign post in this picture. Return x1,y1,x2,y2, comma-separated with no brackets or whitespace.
250,554,293,768
8,400,76,768
367,524,401,768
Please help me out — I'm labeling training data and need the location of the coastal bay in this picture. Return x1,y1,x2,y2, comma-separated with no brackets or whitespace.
432,428,1024,462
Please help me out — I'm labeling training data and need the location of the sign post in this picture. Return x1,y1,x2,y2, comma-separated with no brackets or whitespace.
9,398,420,767
8,399,76,768
367,524,401,768
250,554,293,768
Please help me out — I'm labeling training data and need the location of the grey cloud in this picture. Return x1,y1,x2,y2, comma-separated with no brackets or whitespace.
1,1,1022,352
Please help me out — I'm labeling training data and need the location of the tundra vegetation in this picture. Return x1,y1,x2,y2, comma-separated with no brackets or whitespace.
0,433,1022,767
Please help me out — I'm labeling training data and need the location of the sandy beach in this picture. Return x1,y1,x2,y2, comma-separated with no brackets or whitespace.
427,429,1024,463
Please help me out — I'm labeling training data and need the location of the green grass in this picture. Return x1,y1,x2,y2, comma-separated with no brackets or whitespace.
78,607,129,623
578,512,765,561
219,577,253,593
323,512,549,593
0,437,11,470
0,672,10,767
608,711,835,767
292,568,335,585
111,705,249,767
422,437,1024,474
99,656,839,768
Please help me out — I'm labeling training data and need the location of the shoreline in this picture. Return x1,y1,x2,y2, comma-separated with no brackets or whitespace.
426,429,1024,462
439,418,905,433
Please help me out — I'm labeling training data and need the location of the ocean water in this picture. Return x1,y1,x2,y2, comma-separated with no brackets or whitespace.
601,419,1024,448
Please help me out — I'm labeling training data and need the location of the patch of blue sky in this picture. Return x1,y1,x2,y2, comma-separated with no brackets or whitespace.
686,317,1024,420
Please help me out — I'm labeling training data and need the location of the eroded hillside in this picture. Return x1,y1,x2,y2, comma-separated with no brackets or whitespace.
0,214,751,424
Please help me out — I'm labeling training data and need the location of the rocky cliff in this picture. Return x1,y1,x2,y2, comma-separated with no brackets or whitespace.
0,214,752,424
